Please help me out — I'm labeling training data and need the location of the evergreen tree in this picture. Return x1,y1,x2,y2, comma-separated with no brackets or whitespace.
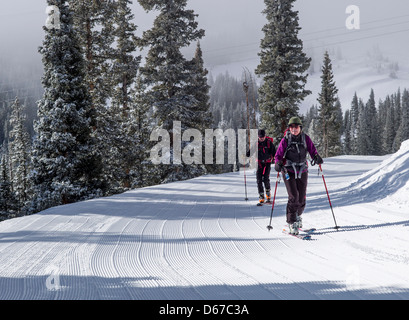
334,99,343,136
304,104,318,133
377,97,388,154
317,51,341,157
1,102,11,146
0,153,18,218
131,75,157,187
108,0,141,190
187,41,212,174
343,110,352,154
349,93,359,154
138,0,205,182
383,95,395,154
31,0,103,212
392,89,402,152
356,98,369,155
365,89,380,155
110,0,140,116
255,0,311,141
400,89,409,142
70,0,115,193
304,104,320,148
8,97,32,212
186,41,212,132
70,0,114,108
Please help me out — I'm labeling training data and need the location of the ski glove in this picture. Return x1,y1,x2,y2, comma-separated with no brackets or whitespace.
274,161,283,172
312,154,323,165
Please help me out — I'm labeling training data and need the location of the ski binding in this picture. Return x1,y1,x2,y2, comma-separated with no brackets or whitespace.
282,228,312,240
256,201,272,206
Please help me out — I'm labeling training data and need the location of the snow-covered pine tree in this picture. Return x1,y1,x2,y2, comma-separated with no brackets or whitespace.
31,0,103,212
131,75,158,188
0,153,18,218
304,104,316,132
343,110,352,154
335,99,343,135
1,102,11,146
304,104,320,148
392,89,402,152
377,98,385,154
107,0,141,190
400,89,409,142
70,0,114,108
256,0,311,141
356,98,369,155
365,89,380,155
186,41,212,174
186,41,212,133
8,97,32,212
382,95,395,154
242,69,259,130
70,0,115,193
138,0,205,182
317,51,341,157
110,0,140,117
349,93,359,155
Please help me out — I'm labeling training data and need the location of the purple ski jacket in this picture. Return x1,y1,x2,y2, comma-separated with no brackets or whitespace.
275,132,318,174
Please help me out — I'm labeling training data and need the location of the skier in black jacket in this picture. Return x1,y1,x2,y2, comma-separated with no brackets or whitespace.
254,129,276,204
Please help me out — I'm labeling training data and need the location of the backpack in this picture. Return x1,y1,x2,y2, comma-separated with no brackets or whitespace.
282,129,308,179
258,136,275,163
283,129,307,159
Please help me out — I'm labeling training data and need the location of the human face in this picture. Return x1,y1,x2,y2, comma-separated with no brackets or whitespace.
289,124,301,135
258,136,266,142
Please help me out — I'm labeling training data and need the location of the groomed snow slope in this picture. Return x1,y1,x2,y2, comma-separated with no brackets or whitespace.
0,142,409,300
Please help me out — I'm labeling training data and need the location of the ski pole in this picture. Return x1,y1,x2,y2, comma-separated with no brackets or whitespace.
243,156,248,201
267,172,280,231
319,164,339,230
243,81,250,202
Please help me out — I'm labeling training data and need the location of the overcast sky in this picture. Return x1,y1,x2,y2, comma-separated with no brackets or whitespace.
1,0,409,80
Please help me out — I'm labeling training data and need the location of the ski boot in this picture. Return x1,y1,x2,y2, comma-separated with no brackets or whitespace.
288,222,299,235
265,189,271,203
296,215,303,228
259,193,265,204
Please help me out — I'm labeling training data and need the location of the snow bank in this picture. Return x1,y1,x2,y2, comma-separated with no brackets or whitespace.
347,139,409,205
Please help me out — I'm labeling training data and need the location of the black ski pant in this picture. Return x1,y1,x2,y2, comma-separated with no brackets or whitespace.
282,170,308,224
257,162,271,195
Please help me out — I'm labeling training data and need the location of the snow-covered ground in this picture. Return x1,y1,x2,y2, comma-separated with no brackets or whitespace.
0,141,409,300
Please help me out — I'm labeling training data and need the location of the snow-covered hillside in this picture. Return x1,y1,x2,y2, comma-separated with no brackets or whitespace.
208,53,409,115
302,54,409,114
0,141,409,300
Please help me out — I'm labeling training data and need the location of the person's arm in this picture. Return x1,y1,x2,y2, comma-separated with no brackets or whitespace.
305,134,323,164
274,138,286,171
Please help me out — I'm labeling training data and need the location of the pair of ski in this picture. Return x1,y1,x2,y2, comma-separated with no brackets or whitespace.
257,201,315,240
256,200,272,206
282,227,316,240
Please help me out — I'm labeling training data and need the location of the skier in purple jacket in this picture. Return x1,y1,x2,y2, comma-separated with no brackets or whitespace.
274,117,323,235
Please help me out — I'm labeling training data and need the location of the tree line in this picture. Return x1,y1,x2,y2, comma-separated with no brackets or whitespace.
1,0,212,218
